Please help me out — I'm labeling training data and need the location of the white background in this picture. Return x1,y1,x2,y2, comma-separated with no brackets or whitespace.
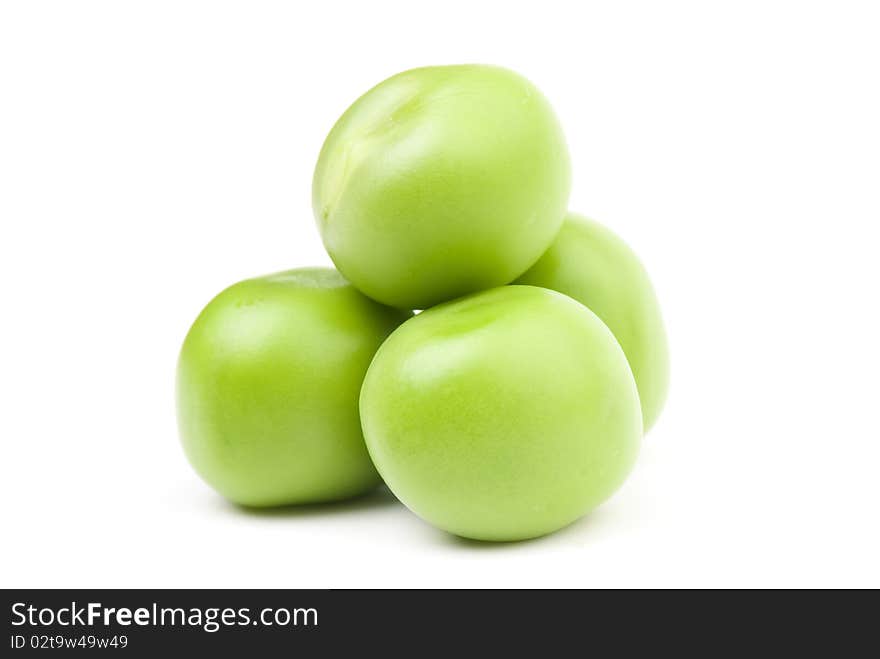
2,1,878,588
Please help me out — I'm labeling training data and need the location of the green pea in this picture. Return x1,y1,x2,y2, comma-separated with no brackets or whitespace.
177,267,411,507
360,285,642,541
516,213,670,431
313,64,571,309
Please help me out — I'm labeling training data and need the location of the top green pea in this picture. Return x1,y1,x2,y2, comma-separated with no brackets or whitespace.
313,64,571,309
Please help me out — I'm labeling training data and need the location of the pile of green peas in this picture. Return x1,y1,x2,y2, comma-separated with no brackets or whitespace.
178,64,669,542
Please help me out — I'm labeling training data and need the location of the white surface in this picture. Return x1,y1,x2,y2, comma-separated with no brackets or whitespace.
2,1,879,589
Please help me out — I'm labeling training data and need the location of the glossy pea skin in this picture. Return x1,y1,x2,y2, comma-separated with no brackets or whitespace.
176,267,412,507
360,286,642,541
516,214,670,431
313,64,571,309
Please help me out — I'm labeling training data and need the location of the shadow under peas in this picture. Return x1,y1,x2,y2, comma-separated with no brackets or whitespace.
215,482,611,550
432,508,606,550
223,485,401,519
